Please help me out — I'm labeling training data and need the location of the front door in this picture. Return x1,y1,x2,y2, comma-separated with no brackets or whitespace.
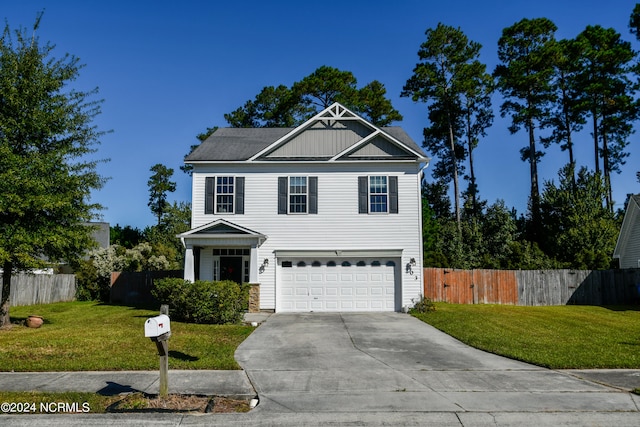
220,256,243,284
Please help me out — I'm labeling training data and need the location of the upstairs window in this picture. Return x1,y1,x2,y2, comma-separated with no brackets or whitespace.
205,176,245,214
289,176,308,214
369,176,388,213
278,176,318,214
216,177,235,213
358,176,398,214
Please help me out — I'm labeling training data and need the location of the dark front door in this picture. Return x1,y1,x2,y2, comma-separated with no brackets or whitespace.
220,256,243,284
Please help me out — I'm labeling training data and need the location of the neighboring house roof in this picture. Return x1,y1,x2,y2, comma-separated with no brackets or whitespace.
613,194,640,262
186,103,427,163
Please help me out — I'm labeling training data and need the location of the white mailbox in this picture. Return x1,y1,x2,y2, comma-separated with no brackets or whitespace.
145,314,170,338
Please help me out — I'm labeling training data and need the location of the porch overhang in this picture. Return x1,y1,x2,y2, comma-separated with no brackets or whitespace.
177,219,267,248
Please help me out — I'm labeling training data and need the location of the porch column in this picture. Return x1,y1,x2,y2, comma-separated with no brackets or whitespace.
184,244,195,282
249,243,259,283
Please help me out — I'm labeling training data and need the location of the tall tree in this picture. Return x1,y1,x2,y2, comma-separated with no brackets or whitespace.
0,14,107,326
355,80,403,126
224,66,402,128
494,17,557,241
402,23,489,231
573,25,638,211
147,164,176,225
630,3,640,39
541,38,586,185
459,59,494,216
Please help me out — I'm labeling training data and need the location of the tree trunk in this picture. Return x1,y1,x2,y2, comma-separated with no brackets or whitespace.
602,132,613,212
562,89,576,189
0,261,12,327
592,112,600,175
448,115,461,234
466,112,478,216
528,117,541,242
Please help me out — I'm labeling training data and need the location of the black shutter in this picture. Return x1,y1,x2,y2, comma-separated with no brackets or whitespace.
278,177,288,214
205,177,215,214
389,176,398,214
235,177,245,214
309,177,318,214
358,176,368,214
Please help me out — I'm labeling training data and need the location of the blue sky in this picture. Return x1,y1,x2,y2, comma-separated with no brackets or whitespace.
3,1,640,229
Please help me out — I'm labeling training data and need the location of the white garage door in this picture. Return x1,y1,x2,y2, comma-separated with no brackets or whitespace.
278,258,398,312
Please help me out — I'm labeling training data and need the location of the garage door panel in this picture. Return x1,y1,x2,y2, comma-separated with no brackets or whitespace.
279,258,397,313
341,287,353,296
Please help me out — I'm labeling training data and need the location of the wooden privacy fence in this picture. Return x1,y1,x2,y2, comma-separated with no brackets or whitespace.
0,273,76,306
110,270,183,306
423,268,640,306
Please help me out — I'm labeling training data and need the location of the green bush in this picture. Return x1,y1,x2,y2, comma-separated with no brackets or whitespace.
74,259,110,302
152,278,249,324
409,295,436,314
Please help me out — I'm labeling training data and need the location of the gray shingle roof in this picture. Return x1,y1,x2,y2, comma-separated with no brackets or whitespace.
185,126,425,162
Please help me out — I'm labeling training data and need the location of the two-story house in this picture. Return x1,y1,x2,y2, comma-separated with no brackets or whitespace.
178,103,429,312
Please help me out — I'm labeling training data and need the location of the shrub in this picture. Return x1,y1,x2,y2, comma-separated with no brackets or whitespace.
152,278,249,324
409,295,436,314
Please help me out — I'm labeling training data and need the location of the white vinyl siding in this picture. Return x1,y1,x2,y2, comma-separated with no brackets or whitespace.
190,162,423,311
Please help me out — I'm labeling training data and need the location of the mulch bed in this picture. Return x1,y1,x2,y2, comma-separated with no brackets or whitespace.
107,393,251,413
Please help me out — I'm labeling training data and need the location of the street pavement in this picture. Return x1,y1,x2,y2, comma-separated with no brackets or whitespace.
1,312,640,425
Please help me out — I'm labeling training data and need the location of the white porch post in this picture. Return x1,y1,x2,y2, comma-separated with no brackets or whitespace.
184,244,195,282
249,244,259,283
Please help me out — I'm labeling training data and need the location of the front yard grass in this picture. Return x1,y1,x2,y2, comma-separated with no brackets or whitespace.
413,303,640,369
1,301,254,371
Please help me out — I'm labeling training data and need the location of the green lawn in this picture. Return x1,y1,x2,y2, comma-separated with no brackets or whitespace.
413,303,640,369
1,301,254,371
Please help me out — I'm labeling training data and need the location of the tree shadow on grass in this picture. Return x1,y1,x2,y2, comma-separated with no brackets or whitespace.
169,350,199,362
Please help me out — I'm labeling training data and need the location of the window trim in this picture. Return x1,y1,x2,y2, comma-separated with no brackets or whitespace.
358,175,398,214
368,175,389,214
278,176,318,215
205,176,244,215
216,176,235,214
288,176,308,214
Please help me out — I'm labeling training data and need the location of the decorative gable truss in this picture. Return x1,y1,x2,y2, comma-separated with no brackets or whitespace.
248,103,427,162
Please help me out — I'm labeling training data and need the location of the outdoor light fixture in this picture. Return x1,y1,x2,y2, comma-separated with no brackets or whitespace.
263,258,269,267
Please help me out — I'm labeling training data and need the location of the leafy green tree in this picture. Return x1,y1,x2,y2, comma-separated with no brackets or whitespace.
145,201,191,269
403,23,490,232
540,165,619,269
541,38,586,183
292,66,359,110
147,163,176,225
224,66,402,128
224,85,308,128
494,17,558,242
0,15,107,326
573,25,638,211
110,224,144,248
630,3,640,39
460,65,494,217
357,80,403,126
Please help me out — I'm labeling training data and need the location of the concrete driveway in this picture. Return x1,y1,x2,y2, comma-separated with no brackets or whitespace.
236,312,640,414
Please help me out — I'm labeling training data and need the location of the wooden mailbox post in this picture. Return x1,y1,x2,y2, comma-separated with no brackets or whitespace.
145,305,171,397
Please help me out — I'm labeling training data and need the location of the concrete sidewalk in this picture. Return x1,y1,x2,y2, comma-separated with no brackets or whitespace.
0,370,255,398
